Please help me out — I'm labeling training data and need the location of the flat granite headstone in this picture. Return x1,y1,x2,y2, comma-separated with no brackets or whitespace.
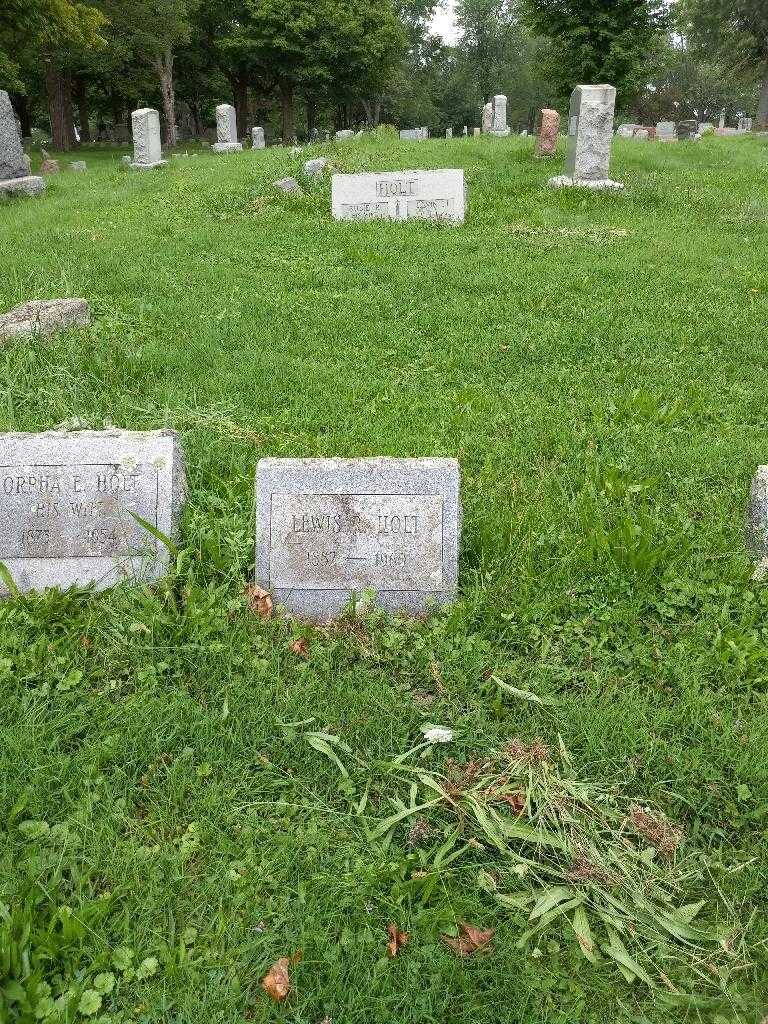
0,429,186,595
332,169,465,223
131,108,166,169
213,104,242,152
255,457,460,619
0,299,90,341
0,89,45,197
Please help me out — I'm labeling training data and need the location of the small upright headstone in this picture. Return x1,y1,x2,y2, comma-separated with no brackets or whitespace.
213,104,242,152
130,108,166,169
273,176,302,194
462,126,468,137
481,101,493,134
251,126,265,149
676,119,699,140
0,90,45,197
445,127,452,139
616,124,637,138
473,127,481,137
490,95,510,136
0,429,186,595
718,110,726,130
656,121,677,142
335,129,354,141
255,457,461,619
303,157,327,178
535,108,560,157
549,84,622,190
331,169,465,223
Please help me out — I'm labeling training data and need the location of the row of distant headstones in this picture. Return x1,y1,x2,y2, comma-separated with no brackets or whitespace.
0,430,766,618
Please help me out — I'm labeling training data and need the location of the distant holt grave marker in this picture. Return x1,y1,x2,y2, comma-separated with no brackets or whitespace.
331,169,465,223
0,430,186,595
255,457,460,619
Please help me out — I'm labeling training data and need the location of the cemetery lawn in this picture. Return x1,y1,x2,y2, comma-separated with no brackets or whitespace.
2,129,768,1024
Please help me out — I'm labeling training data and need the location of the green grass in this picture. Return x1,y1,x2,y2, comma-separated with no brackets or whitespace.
1,128,767,1023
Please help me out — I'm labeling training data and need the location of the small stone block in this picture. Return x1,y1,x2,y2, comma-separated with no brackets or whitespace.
747,466,768,558
255,457,461,620
303,157,327,177
0,299,90,340
273,176,302,194
212,142,243,153
548,175,624,190
0,429,187,596
0,175,45,197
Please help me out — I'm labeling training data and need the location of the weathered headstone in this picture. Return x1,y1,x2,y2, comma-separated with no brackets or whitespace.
213,104,242,152
0,429,186,595
747,467,768,577
535,108,560,157
130,108,166,169
445,127,453,139
303,157,327,178
0,90,45,197
481,101,493,134
462,125,468,137
699,123,715,135
718,110,726,129
70,160,87,172
0,299,90,341
255,457,460,619
399,129,423,141
616,124,638,138
549,84,622,189
273,176,301,194
40,159,60,174
491,94,510,136
676,119,699,140
251,126,265,149
421,126,429,139
656,120,677,142
634,128,649,141
335,129,354,140
473,127,481,137
331,169,465,223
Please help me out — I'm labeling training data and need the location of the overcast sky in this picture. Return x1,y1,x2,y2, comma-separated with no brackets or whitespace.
430,0,459,44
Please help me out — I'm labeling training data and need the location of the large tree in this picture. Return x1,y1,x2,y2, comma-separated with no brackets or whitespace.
681,0,768,127
521,0,668,101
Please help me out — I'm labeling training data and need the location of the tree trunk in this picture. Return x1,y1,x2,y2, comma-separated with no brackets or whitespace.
154,48,177,147
10,93,32,137
44,60,75,150
280,83,295,142
74,76,91,142
232,74,248,138
757,64,768,129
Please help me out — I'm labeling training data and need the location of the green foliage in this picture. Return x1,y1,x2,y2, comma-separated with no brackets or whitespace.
521,0,669,101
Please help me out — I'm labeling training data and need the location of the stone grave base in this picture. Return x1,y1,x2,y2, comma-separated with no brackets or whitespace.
0,176,45,197
548,175,624,191
130,160,168,170
212,142,243,153
490,129,511,137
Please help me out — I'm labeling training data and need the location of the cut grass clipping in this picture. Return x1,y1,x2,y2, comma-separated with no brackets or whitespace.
306,727,744,996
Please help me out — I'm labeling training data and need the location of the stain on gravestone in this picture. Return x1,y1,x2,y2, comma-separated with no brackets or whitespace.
255,458,460,619
332,169,465,223
0,430,186,595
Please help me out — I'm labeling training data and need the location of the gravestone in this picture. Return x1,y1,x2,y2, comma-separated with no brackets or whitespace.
213,104,242,152
747,466,768,577
481,101,493,133
445,127,452,139
634,128,649,141
616,124,638,138
255,457,460,619
331,169,465,223
273,176,302,194
549,84,622,189
473,127,481,137
656,120,677,142
70,160,87,172
399,129,423,141
718,110,726,129
491,94,510,136
252,126,265,149
130,108,166,169
0,90,45,197
536,108,560,157
462,126,468,137
677,119,699,140
0,429,186,596
0,299,90,341
303,157,327,178
335,129,354,140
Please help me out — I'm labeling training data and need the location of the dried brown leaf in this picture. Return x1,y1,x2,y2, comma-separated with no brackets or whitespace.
386,922,409,958
245,584,273,619
261,957,290,1001
290,638,310,658
441,921,495,957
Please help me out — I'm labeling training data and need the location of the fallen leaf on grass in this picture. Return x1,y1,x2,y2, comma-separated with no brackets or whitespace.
290,638,310,658
441,922,495,956
261,958,291,1001
386,923,409,957
245,585,273,619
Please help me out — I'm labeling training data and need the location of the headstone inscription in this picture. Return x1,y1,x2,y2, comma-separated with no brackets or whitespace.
0,430,186,595
130,108,166,169
251,126,265,149
0,90,45,197
331,169,465,223
255,457,460,619
549,84,622,190
535,108,560,157
213,104,242,152
490,94,510,136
